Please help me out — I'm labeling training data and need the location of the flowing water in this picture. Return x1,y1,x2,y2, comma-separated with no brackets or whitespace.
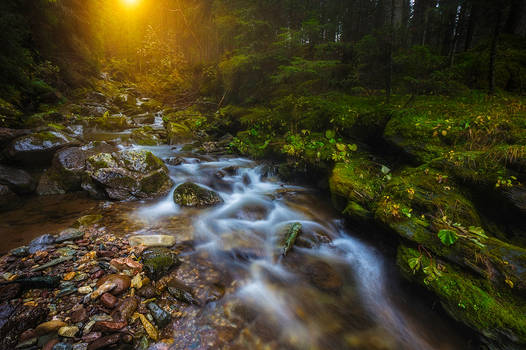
0,139,474,349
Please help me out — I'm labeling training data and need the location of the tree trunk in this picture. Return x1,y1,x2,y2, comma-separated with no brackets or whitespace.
489,7,503,95
504,0,525,35
464,0,478,51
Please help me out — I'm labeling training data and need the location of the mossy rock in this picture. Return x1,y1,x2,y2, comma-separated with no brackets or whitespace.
6,131,79,166
118,150,166,173
166,122,192,144
141,247,180,280
139,168,173,197
130,127,160,146
87,153,119,171
94,114,130,131
173,182,223,208
397,244,526,348
329,154,385,220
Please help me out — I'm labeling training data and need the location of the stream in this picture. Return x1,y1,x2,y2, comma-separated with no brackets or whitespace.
0,134,474,349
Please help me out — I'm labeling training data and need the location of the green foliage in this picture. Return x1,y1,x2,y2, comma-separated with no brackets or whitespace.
438,229,458,246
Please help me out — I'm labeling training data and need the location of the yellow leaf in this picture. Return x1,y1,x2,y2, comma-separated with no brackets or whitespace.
137,313,158,341
505,279,514,288
441,130,447,136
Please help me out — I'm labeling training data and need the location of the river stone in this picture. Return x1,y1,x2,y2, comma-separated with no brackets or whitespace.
96,274,131,295
146,302,171,328
36,170,66,196
112,297,138,322
6,131,79,166
128,235,176,247
55,228,84,243
50,147,87,191
86,333,120,350
141,248,179,280
0,165,36,194
58,326,79,338
173,182,223,208
29,234,56,254
35,320,67,335
84,150,173,201
0,128,30,149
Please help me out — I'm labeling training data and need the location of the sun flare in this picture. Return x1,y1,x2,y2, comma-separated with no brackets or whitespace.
122,0,139,6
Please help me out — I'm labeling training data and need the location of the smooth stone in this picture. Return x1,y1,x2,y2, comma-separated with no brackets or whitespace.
146,302,171,328
42,339,59,350
95,274,130,295
70,307,88,323
32,256,73,272
128,235,176,248
58,326,79,338
52,343,73,350
172,182,223,208
36,320,67,335
100,293,117,308
92,321,126,332
15,336,37,348
55,229,84,243
10,246,29,257
141,248,179,280
78,286,92,294
113,297,138,322
86,333,120,350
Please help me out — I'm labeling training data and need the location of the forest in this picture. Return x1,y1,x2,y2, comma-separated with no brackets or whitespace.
0,0,525,349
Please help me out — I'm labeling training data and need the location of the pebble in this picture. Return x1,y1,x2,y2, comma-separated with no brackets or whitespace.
78,286,92,294
63,272,76,281
58,326,79,338
100,293,118,308
42,339,60,350
36,320,67,335
52,343,73,350
70,307,88,323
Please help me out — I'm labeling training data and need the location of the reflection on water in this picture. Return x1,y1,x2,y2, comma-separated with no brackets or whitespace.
0,144,473,349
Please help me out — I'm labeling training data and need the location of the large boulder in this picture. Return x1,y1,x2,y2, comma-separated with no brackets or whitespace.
6,131,79,166
0,165,36,194
173,182,223,208
0,128,30,149
130,126,160,146
36,147,87,195
83,150,173,201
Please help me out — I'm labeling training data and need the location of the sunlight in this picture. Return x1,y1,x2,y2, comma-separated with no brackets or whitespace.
122,0,139,7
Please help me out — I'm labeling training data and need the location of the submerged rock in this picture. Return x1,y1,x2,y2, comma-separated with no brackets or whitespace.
146,302,171,328
95,274,131,295
128,235,176,248
173,182,223,208
141,248,179,280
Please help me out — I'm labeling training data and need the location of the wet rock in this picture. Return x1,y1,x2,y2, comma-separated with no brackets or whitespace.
92,321,126,332
141,248,179,280
6,131,79,166
29,234,56,254
146,303,171,328
10,246,29,257
75,215,103,228
131,113,155,125
173,182,223,208
113,297,138,322
0,184,20,211
42,338,59,350
48,147,87,192
109,257,142,272
52,343,73,350
82,332,101,343
305,260,343,293
78,286,93,294
55,229,84,243
84,150,173,201
128,235,176,248
101,293,118,308
130,126,160,146
96,274,131,295
164,157,183,166
32,256,73,272
36,170,66,196
86,333,121,350
35,320,67,336
0,165,36,194
58,326,79,338
94,114,130,131
70,307,88,323
167,285,200,306
137,285,158,299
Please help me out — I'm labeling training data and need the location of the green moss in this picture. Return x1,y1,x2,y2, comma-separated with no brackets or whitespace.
139,169,172,195
87,153,118,170
397,245,526,345
329,154,385,218
173,182,223,208
131,126,160,146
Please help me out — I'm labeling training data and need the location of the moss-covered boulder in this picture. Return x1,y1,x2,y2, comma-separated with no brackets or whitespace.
94,113,130,131
6,131,80,166
329,154,387,221
130,126,160,146
166,122,192,144
397,245,526,348
173,182,223,208
83,150,173,201
141,247,180,280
